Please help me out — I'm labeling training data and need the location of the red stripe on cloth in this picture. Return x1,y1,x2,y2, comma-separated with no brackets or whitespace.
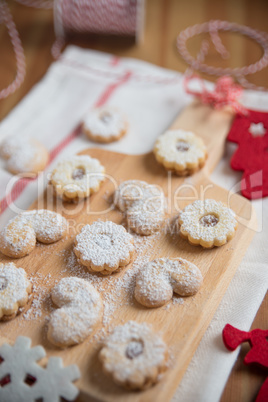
110,56,120,66
95,71,132,106
0,70,132,216
0,177,35,214
48,124,82,163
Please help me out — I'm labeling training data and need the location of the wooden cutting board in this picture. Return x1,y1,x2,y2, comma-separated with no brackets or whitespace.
0,102,257,402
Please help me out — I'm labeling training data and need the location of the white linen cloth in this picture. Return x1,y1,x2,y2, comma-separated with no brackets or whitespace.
0,46,267,401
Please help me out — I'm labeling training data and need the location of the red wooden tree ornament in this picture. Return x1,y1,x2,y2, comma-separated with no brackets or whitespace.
227,110,268,200
223,324,268,402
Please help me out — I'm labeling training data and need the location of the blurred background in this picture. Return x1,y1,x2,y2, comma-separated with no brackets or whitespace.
1,0,268,120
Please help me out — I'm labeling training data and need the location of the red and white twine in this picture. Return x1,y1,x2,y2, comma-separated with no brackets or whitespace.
177,20,268,92
0,1,26,100
54,0,140,37
52,0,144,58
1,2,268,102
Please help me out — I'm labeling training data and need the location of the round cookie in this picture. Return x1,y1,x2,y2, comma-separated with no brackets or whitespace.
178,199,238,248
134,258,203,308
74,221,135,275
50,155,105,202
0,136,49,175
82,106,128,143
47,277,103,347
0,263,32,320
0,210,68,258
114,180,166,235
153,129,207,176
99,321,168,390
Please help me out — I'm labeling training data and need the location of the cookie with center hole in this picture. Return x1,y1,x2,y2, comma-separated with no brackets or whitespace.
82,106,128,143
179,199,238,248
50,155,105,202
154,129,207,176
99,321,169,390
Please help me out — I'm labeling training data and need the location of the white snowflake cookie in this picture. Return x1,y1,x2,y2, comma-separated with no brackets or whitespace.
50,155,105,202
74,221,134,275
0,210,67,258
0,136,49,175
99,321,168,390
82,106,128,143
47,277,103,347
0,336,80,402
0,263,32,320
179,199,238,248
114,180,166,235
154,129,207,176
135,258,203,308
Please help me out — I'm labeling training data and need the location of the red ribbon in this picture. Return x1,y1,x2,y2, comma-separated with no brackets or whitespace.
184,74,248,115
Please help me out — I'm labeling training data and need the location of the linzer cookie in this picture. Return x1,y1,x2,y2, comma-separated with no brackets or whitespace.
47,277,103,347
153,129,207,176
0,210,67,258
82,106,128,143
0,136,49,175
74,221,135,275
99,321,168,390
179,199,238,248
114,180,166,235
0,263,32,321
135,258,203,308
50,155,105,202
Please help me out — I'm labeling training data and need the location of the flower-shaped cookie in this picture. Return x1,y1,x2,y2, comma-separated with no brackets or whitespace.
47,277,103,347
114,180,166,235
50,155,105,202
74,221,135,275
82,106,128,143
135,258,202,308
0,263,32,320
179,199,238,248
0,210,68,258
154,129,207,176
99,321,168,390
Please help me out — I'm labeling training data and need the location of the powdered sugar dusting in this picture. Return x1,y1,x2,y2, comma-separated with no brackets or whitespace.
74,221,134,273
47,277,103,346
0,136,48,174
99,320,168,389
135,258,203,307
114,180,166,235
0,263,31,317
50,155,105,197
179,199,237,244
23,272,55,321
0,210,67,258
63,232,157,329
0,224,188,345
154,130,207,167
83,107,127,138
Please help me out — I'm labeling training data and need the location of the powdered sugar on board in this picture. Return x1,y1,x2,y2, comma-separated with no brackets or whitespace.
1,228,186,342
64,233,158,328
0,228,188,345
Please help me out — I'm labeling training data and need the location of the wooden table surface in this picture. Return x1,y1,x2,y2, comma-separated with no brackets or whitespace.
0,1,267,401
